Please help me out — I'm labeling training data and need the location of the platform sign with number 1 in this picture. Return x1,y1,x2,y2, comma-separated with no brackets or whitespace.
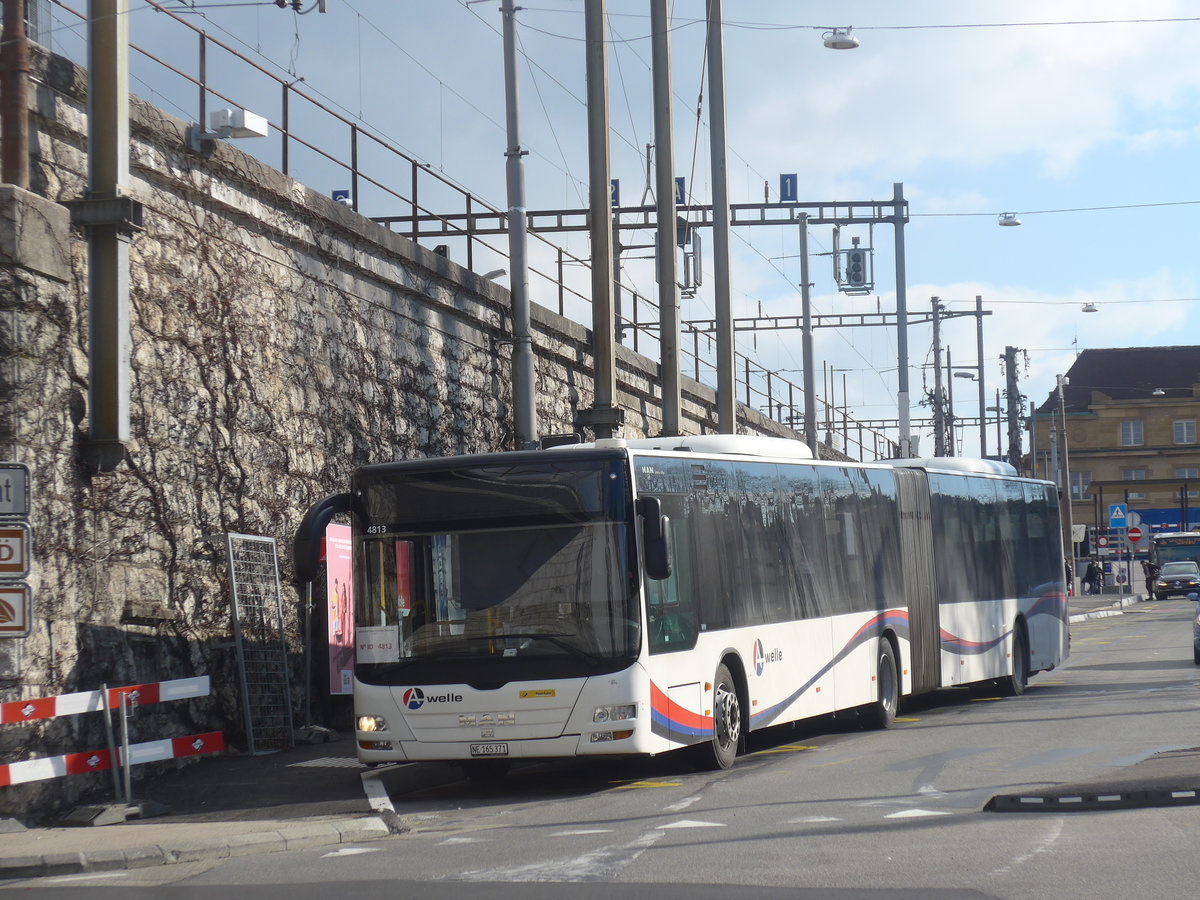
780,174,797,203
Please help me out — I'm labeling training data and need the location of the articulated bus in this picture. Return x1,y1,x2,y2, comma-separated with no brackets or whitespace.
295,435,1069,773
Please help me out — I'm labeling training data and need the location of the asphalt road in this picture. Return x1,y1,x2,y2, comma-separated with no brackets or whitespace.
9,598,1200,899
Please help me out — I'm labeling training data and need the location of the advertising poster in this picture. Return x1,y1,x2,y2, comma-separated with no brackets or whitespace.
325,523,354,695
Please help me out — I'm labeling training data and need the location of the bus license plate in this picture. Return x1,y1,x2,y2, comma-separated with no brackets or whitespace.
470,742,509,757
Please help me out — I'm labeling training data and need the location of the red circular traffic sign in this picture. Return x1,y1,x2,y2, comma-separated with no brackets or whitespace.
1097,535,1109,547
1127,526,1143,542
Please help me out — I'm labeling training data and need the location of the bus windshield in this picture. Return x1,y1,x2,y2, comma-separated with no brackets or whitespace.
352,456,639,681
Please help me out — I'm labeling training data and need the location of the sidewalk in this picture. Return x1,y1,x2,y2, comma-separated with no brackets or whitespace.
0,734,397,881
1067,590,1145,623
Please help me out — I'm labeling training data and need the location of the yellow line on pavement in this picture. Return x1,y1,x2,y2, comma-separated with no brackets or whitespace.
754,744,818,755
611,780,682,789
894,716,920,723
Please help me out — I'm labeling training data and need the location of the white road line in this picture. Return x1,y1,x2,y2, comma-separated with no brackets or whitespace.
884,809,952,819
456,829,663,882
656,819,725,829
663,794,703,812
552,829,614,836
988,817,1065,877
360,768,396,814
322,847,382,858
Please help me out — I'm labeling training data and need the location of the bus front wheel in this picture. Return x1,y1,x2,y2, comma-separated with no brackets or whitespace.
707,664,742,769
862,641,899,729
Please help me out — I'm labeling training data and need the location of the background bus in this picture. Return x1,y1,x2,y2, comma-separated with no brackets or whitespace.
295,435,1068,773
1149,532,1200,568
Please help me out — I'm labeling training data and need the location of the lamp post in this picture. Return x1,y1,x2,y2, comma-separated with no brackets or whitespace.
1056,374,1076,589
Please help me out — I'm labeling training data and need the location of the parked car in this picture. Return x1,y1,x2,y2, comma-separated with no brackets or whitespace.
1154,561,1200,601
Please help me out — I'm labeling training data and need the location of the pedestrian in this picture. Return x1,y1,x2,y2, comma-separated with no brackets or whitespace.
1084,558,1102,595
1141,559,1158,598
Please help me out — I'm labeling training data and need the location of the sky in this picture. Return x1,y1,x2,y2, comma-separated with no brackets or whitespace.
41,0,1200,458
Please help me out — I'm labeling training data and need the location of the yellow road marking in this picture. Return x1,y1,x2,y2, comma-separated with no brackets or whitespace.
894,716,920,723
971,696,1003,702
610,780,682,789
754,744,818,755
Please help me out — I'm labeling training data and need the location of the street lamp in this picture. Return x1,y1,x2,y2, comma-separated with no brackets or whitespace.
822,26,859,49
1056,374,1076,591
998,212,1021,227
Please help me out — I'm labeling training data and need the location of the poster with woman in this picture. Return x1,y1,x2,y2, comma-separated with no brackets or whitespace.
325,523,354,695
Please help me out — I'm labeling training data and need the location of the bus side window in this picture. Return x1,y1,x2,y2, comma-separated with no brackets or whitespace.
646,513,699,653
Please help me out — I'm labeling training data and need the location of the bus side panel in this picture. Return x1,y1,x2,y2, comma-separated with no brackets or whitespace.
894,468,941,695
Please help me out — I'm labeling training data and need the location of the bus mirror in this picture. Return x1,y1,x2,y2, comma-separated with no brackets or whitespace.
293,492,353,584
638,496,673,581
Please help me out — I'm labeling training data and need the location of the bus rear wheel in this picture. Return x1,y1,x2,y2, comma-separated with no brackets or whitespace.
707,664,742,770
862,641,898,729
1000,628,1029,697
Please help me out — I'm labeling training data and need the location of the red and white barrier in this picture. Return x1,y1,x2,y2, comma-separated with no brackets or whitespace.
0,731,225,787
0,676,209,724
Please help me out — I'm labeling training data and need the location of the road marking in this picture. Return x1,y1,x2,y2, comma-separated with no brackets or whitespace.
612,780,682,789
989,817,1064,876
45,873,129,883
894,716,920,723
322,847,382,857
885,808,951,818
553,828,614,836
755,744,818,754
438,837,489,845
360,768,396,814
663,794,702,812
656,819,725,828
788,815,841,823
970,697,1002,702
457,829,663,882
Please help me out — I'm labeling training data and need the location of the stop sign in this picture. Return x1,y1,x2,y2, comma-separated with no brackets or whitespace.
1128,526,1143,542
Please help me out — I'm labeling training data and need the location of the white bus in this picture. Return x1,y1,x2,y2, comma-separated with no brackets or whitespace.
295,435,1069,773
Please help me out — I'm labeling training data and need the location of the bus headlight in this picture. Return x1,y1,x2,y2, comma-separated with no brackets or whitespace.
593,704,636,723
357,715,388,733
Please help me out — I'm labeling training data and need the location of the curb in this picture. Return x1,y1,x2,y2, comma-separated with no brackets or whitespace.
0,816,392,881
986,787,1200,813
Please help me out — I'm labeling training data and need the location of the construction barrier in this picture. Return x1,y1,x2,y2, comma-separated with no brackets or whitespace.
0,676,210,724
0,675,223,804
0,731,224,786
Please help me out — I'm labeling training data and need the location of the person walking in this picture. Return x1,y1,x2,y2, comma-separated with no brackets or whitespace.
1084,558,1102,595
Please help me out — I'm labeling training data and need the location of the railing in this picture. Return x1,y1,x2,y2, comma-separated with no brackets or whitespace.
45,0,893,459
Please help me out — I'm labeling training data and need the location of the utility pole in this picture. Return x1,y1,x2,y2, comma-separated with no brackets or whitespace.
1003,345,1023,470
500,0,537,449
931,297,944,456
580,0,621,439
706,0,735,433
651,0,680,435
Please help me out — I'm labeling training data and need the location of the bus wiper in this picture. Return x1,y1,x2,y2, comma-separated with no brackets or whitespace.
463,632,601,665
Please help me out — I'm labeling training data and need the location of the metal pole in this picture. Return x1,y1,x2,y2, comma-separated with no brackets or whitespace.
651,0,680,435
706,0,735,433
84,0,131,473
975,295,986,458
500,0,538,450
945,346,954,456
585,0,618,438
799,215,817,453
119,691,133,808
1058,374,1075,583
1,0,30,189
893,183,911,457
931,297,944,455
100,684,125,804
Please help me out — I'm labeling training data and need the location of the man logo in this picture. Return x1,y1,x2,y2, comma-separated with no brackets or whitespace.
402,687,425,710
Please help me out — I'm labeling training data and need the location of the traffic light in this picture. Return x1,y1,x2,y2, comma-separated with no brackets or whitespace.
845,248,867,286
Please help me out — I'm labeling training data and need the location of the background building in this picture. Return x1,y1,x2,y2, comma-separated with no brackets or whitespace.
1031,346,1200,568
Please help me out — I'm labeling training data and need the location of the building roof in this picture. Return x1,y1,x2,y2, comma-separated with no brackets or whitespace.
1035,346,1200,414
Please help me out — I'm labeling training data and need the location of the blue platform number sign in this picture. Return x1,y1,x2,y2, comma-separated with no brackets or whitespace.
675,177,686,205
610,179,619,208
331,189,351,205
1108,504,1127,529
780,174,797,203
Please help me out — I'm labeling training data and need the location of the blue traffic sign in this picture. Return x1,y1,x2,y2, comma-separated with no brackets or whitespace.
1108,504,1127,528
780,174,797,203
675,177,686,205
610,179,620,208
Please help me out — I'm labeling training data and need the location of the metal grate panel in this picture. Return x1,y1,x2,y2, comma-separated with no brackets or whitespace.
222,533,294,754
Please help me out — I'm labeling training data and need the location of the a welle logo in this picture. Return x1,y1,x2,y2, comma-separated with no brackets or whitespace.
402,687,464,710
753,638,783,676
